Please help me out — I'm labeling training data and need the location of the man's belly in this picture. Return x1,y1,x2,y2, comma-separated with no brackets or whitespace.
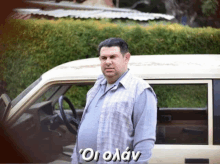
77,108,99,151
77,106,101,163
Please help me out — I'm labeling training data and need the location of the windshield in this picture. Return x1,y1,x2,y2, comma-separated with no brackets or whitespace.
11,77,42,107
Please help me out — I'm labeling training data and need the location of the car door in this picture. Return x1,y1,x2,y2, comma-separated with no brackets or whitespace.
147,79,220,164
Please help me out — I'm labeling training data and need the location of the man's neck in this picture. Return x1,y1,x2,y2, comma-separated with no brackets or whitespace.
107,78,117,84
106,69,129,84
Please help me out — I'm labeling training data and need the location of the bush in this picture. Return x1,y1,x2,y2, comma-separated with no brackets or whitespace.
0,19,219,107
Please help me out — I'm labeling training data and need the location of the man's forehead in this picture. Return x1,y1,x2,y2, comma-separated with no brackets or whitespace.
100,46,121,55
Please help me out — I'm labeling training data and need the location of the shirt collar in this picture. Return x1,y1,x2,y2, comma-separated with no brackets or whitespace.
100,69,131,90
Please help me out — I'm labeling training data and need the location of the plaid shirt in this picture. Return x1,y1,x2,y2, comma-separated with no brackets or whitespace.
72,71,155,164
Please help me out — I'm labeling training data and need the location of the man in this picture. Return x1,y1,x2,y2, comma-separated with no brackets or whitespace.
71,38,157,164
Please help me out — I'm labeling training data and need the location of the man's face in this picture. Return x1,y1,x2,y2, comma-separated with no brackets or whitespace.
99,46,130,84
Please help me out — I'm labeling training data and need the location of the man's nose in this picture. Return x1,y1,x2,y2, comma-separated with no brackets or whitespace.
106,58,112,65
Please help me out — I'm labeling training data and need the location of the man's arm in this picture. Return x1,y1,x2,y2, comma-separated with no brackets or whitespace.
129,88,157,164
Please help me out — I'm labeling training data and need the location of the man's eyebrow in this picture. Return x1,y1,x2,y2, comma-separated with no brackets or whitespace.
100,54,117,57
110,54,117,58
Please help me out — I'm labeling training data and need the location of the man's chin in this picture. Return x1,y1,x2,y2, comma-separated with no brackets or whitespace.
104,74,114,77
104,72,115,78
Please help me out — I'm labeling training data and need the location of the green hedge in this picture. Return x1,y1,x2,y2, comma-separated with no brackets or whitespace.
0,19,219,107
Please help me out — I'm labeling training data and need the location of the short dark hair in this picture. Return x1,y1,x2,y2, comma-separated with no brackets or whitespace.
98,38,129,56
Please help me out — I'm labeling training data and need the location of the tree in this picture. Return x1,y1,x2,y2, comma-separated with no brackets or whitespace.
82,0,115,7
130,0,150,9
77,0,220,27
201,0,219,16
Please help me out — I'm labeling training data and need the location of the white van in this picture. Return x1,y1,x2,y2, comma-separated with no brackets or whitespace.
1,55,220,164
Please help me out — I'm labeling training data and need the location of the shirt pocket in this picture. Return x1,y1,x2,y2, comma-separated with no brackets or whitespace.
105,99,134,136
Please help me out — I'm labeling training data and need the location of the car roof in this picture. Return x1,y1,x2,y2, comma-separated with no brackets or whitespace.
42,55,220,82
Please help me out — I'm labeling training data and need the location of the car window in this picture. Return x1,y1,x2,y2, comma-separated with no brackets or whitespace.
35,85,61,104
151,84,208,145
54,84,93,110
0,99,6,121
11,77,42,107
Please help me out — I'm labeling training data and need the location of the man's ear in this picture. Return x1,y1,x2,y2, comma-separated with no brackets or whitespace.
124,52,131,63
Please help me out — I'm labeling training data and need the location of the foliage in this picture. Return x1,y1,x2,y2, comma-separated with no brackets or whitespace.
0,19,219,108
153,84,208,108
201,0,219,16
64,85,93,109
113,0,166,13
